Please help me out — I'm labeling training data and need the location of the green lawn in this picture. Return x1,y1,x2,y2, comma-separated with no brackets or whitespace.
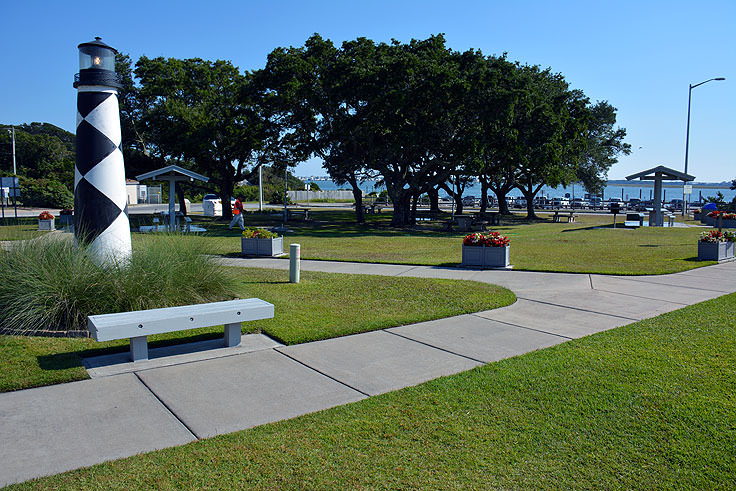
0,267,514,393
13,292,736,489
0,224,48,241
179,209,714,275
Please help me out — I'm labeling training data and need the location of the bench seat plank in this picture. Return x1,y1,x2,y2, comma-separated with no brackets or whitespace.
88,298,274,342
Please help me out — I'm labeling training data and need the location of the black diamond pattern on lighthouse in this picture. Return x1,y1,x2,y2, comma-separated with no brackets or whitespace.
75,120,117,175
74,90,130,251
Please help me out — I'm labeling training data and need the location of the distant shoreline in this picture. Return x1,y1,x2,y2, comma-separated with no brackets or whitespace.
606,180,731,189
299,176,732,190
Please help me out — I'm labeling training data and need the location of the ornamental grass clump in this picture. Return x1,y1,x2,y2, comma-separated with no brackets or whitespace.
0,234,235,335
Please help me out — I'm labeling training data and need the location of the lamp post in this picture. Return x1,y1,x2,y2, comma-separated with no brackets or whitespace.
683,77,725,216
73,37,132,264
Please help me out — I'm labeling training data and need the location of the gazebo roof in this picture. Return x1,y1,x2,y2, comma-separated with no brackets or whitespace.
136,165,209,183
625,165,695,182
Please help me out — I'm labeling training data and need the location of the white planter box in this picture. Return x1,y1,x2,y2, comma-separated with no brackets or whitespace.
698,241,734,262
38,219,55,231
461,245,510,268
241,237,283,257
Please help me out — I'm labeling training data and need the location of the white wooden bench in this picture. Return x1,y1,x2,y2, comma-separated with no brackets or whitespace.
88,298,274,362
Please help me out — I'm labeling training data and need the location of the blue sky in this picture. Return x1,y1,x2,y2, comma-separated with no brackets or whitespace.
2,0,734,181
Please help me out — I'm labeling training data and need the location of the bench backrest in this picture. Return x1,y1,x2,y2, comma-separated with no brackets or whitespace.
88,298,274,342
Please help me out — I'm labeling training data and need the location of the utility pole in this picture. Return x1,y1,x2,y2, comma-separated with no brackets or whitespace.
9,127,16,175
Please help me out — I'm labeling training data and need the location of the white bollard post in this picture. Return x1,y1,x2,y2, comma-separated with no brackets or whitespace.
290,243,300,283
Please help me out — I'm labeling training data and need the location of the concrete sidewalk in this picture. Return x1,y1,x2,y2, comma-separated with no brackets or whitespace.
1,259,735,486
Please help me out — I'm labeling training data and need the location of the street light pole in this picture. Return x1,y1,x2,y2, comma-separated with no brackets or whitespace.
2,126,17,175
9,127,16,175
683,77,725,216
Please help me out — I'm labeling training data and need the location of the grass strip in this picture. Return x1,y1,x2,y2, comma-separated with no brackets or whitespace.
186,211,715,275
0,267,514,392
12,292,736,489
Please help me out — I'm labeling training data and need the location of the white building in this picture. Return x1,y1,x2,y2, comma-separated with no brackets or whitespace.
125,179,148,205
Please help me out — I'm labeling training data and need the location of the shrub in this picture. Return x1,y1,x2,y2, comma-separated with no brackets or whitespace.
19,177,74,208
268,190,293,205
233,184,260,201
0,234,235,335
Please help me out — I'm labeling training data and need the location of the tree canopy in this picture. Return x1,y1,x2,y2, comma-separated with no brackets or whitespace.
8,34,631,222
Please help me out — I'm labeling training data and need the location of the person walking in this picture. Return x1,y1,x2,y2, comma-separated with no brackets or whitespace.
228,195,245,231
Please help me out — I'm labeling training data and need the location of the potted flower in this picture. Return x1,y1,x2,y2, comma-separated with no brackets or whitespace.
461,232,511,268
241,228,283,256
725,230,736,258
58,208,73,228
705,210,736,228
698,229,735,262
37,211,55,231
692,208,701,221
722,212,736,229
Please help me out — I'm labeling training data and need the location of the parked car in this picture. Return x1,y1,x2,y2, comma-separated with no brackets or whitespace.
667,199,684,211
513,197,527,209
571,198,588,209
203,194,236,207
588,197,603,210
551,197,570,209
462,195,477,207
628,198,641,210
608,198,624,210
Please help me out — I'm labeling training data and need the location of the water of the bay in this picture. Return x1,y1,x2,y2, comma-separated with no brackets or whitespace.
303,178,735,204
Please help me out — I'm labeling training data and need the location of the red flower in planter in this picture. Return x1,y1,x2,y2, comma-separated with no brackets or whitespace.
463,233,485,246
463,232,510,247
699,230,725,243
38,211,54,220
484,232,510,247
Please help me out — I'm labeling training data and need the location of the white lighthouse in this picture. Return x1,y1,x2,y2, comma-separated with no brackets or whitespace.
73,37,132,264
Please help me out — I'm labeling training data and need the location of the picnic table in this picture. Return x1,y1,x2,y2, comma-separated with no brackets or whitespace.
625,212,646,227
454,214,487,232
287,207,311,222
552,210,576,223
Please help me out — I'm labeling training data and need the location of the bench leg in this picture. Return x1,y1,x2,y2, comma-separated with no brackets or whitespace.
130,336,148,362
224,322,242,347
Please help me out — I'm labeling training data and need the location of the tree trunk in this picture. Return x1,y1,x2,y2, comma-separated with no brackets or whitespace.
479,180,490,215
176,183,187,217
389,188,413,227
520,182,544,220
350,178,364,223
428,186,440,212
219,178,234,220
491,186,511,215
440,180,466,215
410,193,418,223
524,193,537,219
